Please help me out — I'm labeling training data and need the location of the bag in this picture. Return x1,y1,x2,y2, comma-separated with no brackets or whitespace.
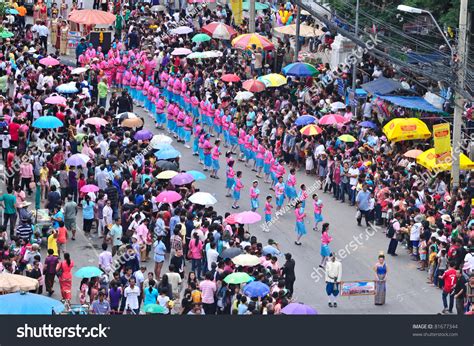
386,219,396,238
56,262,63,278
355,210,361,219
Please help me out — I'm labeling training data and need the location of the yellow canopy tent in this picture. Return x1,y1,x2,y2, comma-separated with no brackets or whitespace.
382,118,431,142
416,148,474,171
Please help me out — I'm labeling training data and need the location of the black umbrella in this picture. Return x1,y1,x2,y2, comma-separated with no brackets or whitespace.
220,247,243,259
157,160,179,171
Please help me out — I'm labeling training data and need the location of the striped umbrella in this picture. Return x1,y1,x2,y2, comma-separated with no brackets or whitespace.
202,22,237,40
242,79,266,93
232,33,274,51
258,73,287,87
282,62,319,77
300,124,323,136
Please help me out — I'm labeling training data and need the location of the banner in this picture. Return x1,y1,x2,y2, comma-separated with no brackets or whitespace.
433,123,451,165
340,281,376,296
230,0,243,25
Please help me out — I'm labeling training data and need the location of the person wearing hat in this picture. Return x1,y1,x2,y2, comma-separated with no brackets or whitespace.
325,253,342,307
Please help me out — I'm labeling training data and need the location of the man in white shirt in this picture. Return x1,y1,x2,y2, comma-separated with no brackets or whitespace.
166,264,182,299
32,99,43,119
206,242,219,271
34,21,50,51
98,243,113,274
325,253,342,307
124,277,140,314
348,162,359,205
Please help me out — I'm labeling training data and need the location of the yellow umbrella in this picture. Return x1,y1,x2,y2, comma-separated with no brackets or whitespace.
382,118,431,142
121,117,143,128
416,148,474,171
231,33,275,51
274,24,324,37
257,73,287,87
338,134,357,142
156,170,178,179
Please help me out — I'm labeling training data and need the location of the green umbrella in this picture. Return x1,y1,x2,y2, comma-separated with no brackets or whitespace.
192,33,211,43
143,304,168,314
223,272,254,285
243,1,269,10
0,31,14,38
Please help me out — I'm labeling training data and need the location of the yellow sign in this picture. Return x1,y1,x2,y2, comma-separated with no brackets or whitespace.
433,123,451,165
230,0,243,25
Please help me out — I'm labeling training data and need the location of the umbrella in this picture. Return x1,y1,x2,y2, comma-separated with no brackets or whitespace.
234,211,261,224
155,148,181,160
281,303,317,315
223,272,254,285
68,9,116,25
171,47,192,56
0,273,39,293
338,134,357,143
202,22,237,40
242,79,266,93
0,292,65,315
382,118,431,143
143,303,168,314
221,74,241,83
403,149,423,159
170,26,193,35
225,213,240,225
151,4,166,11
71,67,88,75
220,247,244,259
0,30,14,38
258,73,287,87
294,115,317,126
232,254,261,267
156,170,178,179
44,94,67,105
66,153,90,166
242,1,269,10
331,101,346,111
243,281,270,298
6,8,19,14
150,134,173,147
121,118,143,128
192,33,211,43
274,24,324,37
157,160,179,171
187,51,223,59
32,116,63,129
117,112,138,120
39,56,60,66
416,148,474,172
300,124,323,136
74,266,102,278
188,192,217,205
234,91,254,102
134,129,153,141
153,144,174,153
359,120,377,129
56,82,79,94
84,117,108,126
171,173,194,185
282,62,319,77
186,170,206,181
80,184,100,193
156,191,182,203
318,114,349,125
232,33,275,51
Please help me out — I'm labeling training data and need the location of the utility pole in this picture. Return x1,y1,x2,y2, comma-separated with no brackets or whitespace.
452,0,469,188
350,0,360,117
294,5,301,61
249,0,256,33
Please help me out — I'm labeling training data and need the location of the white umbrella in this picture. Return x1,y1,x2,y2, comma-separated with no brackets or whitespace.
171,48,192,56
150,134,173,148
0,273,39,293
330,101,346,111
170,26,193,35
151,4,166,11
234,91,254,102
71,67,88,75
188,192,217,205
116,112,138,120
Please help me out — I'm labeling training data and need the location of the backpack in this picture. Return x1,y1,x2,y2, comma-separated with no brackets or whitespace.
386,219,396,238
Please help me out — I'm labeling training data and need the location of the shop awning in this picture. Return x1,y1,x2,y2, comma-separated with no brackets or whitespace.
376,95,446,114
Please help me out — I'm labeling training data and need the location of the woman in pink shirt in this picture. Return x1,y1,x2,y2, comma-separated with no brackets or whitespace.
294,201,307,245
19,160,34,195
232,171,243,209
263,149,273,183
320,223,333,267
155,97,166,128
256,143,265,178
225,158,235,197
312,193,324,231
229,119,239,153
183,114,193,148
203,135,213,171
188,233,203,280
210,139,221,179
285,168,297,200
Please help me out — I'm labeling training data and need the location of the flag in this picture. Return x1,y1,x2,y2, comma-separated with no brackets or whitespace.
230,0,243,25
433,123,451,165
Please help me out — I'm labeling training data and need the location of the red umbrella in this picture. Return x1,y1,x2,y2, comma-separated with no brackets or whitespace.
318,114,349,125
221,74,240,83
242,79,266,93
202,22,237,40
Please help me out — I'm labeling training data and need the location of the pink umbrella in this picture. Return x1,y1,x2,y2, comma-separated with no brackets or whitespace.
318,114,349,125
156,190,182,203
221,74,241,83
235,211,262,225
39,56,60,66
171,48,192,56
225,213,239,225
44,94,67,105
80,184,100,193
84,117,108,126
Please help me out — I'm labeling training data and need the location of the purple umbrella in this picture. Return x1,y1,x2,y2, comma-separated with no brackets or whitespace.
170,173,195,186
134,130,153,141
281,303,317,315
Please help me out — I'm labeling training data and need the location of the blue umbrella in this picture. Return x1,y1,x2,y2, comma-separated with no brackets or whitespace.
6,8,20,14
56,82,79,94
294,115,317,126
359,121,377,129
74,266,103,278
282,62,319,77
0,292,65,314
155,148,181,160
32,116,64,129
187,170,206,181
243,281,270,298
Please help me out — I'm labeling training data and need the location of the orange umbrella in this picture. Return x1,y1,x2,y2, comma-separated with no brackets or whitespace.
121,118,143,128
403,149,423,159
242,79,266,93
68,9,116,25
300,124,323,136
